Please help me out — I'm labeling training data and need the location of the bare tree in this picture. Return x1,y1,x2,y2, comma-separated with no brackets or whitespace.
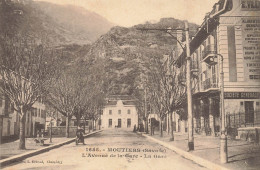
47,72,80,138
0,35,54,149
45,105,60,143
144,54,184,138
48,57,107,137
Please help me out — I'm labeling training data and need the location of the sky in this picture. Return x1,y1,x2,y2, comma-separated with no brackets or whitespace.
37,0,218,27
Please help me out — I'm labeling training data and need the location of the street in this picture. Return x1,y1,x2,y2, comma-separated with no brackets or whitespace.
3,130,206,170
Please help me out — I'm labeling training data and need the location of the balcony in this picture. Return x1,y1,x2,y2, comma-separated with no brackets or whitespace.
202,44,216,61
202,74,218,91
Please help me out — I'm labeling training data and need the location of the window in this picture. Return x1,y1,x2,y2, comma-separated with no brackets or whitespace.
32,108,37,117
109,119,112,127
118,119,121,128
109,110,112,115
118,110,121,114
127,109,131,114
127,119,131,128
41,110,46,118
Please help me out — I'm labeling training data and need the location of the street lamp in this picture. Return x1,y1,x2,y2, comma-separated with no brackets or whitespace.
208,53,228,163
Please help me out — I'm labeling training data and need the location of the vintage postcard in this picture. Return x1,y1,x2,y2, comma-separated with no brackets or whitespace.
0,0,260,170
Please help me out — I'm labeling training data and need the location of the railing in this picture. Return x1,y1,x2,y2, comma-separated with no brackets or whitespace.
202,44,216,60
226,111,260,128
202,74,218,90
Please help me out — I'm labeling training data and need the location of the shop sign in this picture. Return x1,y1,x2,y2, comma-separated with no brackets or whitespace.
241,0,260,11
224,92,260,99
242,17,260,81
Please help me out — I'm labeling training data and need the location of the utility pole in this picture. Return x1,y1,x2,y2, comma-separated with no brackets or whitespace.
185,21,194,151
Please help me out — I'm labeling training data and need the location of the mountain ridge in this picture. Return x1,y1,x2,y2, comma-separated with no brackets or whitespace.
81,18,199,95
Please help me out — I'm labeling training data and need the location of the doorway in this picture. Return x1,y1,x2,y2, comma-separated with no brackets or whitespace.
118,119,121,128
245,101,254,125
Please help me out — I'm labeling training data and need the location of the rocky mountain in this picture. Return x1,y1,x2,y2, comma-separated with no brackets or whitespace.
82,18,198,95
0,0,114,45
0,1,198,96
34,1,114,44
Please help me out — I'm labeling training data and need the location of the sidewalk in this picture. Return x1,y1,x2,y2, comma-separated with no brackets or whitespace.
141,131,260,170
0,137,70,160
0,130,102,167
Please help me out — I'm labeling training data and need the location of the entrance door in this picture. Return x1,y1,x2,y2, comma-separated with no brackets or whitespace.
245,101,254,125
118,119,121,128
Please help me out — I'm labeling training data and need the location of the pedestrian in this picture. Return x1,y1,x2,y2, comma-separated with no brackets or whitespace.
133,124,136,132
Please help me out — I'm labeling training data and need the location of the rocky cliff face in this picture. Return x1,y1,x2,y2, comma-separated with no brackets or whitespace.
83,18,198,95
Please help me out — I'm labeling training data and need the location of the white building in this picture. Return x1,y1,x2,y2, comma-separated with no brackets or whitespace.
101,99,138,130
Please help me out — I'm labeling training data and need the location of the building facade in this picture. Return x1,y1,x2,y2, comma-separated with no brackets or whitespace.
101,98,138,130
175,0,260,137
0,94,46,142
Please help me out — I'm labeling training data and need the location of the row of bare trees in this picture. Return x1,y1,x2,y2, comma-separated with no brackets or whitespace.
47,59,106,138
0,31,107,149
0,34,57,149
135,51,186,140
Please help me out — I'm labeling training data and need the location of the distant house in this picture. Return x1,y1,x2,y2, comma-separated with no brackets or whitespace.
101,97,138,130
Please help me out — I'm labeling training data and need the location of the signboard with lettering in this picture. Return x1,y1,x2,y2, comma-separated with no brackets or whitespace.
224,92,260,99
241,0,260,11
242,17,260,81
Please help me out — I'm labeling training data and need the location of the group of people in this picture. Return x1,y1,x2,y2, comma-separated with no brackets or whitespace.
133,124,144,132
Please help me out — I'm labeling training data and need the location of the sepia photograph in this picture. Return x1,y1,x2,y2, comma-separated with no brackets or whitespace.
0,0,260,169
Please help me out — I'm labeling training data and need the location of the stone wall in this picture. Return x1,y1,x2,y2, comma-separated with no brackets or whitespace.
47,126,89,137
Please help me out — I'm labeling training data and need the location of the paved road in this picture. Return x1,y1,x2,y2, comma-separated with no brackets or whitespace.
3,130,206,170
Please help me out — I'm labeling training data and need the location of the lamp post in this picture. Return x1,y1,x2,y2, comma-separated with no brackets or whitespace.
184,21,194,151
209,53,227,163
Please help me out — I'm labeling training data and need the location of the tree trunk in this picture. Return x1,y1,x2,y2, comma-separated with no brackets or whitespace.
168,114,170,135
170,112,174,141
150,119,153,136
145,117,148,134
66,116,70,138
93,119,95,131
49,120,52,143
160,118,163,137
83,118,86,133
88,120,91,133
0,117,3,144
19,113,26,150
76,114,80,127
